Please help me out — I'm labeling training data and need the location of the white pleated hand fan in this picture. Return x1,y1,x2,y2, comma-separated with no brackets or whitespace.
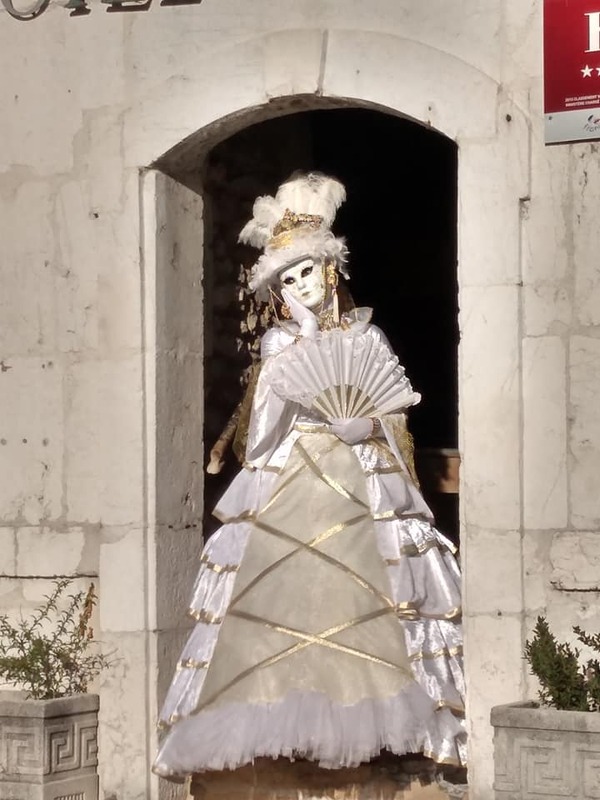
269,329,420,420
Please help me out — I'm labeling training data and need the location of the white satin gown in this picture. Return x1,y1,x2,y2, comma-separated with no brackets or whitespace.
153,314,466,779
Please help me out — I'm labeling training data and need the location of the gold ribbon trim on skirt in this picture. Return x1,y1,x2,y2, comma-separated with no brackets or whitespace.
188,433,417,716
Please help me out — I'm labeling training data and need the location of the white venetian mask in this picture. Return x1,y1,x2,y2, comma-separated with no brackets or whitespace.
278,258,325,310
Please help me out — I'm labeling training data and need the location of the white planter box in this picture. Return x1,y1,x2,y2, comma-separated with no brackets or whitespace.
491,700,600,799
0,691,99,800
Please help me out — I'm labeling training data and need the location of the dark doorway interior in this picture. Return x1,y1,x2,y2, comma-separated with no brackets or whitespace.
203,108,459,541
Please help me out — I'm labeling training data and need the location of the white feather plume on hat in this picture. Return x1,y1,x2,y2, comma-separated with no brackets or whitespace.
275,172,346,227
238,195,282,249
239,172,349,298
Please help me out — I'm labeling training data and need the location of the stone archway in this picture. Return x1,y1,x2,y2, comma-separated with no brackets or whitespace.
119,29,531,800
191,108,459,543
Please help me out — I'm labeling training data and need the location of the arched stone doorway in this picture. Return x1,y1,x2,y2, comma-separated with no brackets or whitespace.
197,108,459,543
134,43,529,795
142,99,461,796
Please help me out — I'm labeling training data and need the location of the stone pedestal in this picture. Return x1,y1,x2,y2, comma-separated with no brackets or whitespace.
492,701,600,799
191,755,466,800
0,691,99,800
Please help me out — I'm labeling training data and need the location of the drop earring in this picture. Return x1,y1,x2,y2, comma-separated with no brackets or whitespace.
269,287,292,323
326,262,340,325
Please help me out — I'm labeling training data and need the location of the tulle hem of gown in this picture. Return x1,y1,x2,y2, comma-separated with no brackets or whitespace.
153,687,467,779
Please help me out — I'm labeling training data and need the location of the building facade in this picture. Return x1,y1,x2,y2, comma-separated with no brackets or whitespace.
1,1,599,798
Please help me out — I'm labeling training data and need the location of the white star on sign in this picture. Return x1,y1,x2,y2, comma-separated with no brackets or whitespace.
582,65,593,77
596,67,600,76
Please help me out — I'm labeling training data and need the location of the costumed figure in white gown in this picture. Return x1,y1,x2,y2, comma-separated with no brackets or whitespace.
153,173,466,780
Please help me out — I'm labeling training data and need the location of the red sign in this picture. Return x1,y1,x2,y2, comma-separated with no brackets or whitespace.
545,0,600,143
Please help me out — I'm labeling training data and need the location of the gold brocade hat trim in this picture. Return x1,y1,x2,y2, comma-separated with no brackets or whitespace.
270,209,324,239
267,228,309,251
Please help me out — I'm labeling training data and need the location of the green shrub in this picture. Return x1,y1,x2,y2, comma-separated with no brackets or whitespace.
0,578,112,700
525,616,600,711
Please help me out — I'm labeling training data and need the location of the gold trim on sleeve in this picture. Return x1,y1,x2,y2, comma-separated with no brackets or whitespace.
384,539,451,562
372,509,436,523
409,645,463,663
436,700,466,715
364,465,405,476
419,606,462,621
200,555,240,574
177,658,209,671
212,509,256,525
188,608,224,624
394,601,419,619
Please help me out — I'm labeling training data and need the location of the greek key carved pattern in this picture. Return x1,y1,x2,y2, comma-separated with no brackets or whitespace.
0,724,43,775
46,717,98,773
49,725,78,773
494,729,600,798
80,725,98,769
0,714,97,778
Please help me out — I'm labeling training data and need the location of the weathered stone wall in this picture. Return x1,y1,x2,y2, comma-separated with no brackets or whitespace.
1,2,599,799
516,143,600,722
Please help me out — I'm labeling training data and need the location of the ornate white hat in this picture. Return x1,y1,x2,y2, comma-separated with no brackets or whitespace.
239,172,349,299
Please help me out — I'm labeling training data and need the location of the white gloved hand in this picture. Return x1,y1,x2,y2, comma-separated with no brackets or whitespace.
330,417,374,445
281,289,318,339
